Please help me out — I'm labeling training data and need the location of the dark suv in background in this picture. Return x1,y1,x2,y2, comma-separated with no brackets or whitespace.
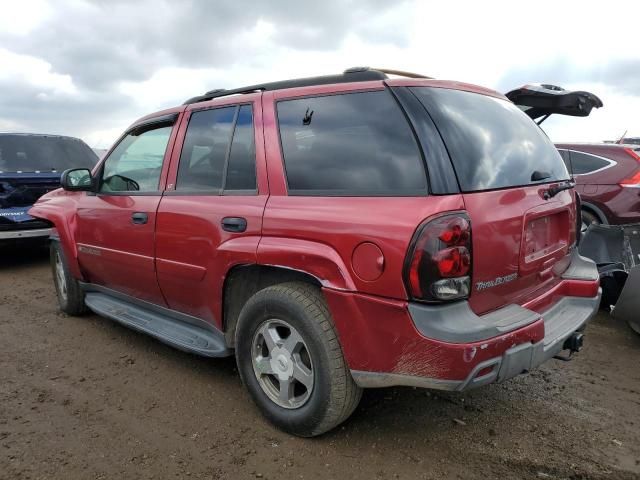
0,133,98,243
556,143,640,226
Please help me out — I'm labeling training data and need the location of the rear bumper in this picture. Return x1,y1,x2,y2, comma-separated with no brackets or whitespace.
351,291,600,391
0,227,52,240
324,252,600,391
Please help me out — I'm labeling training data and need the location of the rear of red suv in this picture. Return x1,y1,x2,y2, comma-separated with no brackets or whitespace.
264,79,600,394
30,70,600,437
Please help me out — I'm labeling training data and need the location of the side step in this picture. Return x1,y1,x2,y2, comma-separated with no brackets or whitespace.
84,292,231,357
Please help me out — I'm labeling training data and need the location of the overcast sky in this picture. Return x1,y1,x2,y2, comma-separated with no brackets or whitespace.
1,0,638,148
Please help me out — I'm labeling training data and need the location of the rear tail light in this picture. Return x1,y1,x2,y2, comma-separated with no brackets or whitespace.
619,148,640,187
404,213,472,302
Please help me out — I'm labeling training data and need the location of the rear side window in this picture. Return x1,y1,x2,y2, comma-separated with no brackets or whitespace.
411,87,569,192
176,105,256,192
277,90,427,195
567,151,613,175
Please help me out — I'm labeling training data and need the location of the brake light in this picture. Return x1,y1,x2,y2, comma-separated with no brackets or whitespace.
619,148,640,187
404,213,472,302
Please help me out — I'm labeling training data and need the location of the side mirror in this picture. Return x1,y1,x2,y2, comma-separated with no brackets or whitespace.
60,168,94,191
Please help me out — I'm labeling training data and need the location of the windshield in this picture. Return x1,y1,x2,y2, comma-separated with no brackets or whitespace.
0,135,98,173
410,87,570,192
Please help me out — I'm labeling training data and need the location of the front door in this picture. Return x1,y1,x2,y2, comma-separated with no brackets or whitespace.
75,117,180,305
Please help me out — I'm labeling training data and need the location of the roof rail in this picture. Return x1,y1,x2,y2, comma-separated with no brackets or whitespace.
183,67,432,105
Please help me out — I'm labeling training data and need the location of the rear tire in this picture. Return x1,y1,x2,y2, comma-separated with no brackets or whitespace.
235,282,362,437
50,241,87,316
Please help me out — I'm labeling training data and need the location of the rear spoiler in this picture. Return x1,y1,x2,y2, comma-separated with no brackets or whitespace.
505,84,603,124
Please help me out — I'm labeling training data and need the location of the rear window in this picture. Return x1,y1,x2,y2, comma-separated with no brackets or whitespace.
0,135,98,173
410,87,569,192
277,90,427,195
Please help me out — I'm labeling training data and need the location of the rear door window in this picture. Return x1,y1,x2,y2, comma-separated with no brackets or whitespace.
277,90,427,195
176,105,256,192
176,107,236,191
410,87,569,192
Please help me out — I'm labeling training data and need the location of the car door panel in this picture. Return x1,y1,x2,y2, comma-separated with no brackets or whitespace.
74,113,184,306
155,95,267,328
76,195,164,303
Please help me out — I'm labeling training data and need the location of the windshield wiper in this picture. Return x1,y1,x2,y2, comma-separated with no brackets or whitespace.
531,170,551,181
543,180,575,200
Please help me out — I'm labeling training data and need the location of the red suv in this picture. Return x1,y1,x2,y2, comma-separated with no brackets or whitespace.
555,143,640,227
30,68,600,436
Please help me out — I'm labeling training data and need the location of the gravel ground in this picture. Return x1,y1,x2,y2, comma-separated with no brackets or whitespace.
1,243,639,480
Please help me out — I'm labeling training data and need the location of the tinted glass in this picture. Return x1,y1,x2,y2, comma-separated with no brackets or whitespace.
176,107,235,191
0,135,97,173
277,90,427,194
225,105,256,190
101,126,172,193
411,87,569,192
569,151,611,175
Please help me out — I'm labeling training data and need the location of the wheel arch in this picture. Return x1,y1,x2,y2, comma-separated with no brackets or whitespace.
580,201,609,224
29,203,84,280
222,264,323,347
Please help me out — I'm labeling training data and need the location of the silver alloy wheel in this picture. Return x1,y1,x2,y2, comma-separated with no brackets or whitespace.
251,319,314,409
54,251,68,302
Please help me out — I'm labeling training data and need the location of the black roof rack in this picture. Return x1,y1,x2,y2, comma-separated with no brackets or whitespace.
183,67,431,105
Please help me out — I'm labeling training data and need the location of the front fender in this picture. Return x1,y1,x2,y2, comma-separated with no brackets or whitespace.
257,237,356,291
28,192,84,280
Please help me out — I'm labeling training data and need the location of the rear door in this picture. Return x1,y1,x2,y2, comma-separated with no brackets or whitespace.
410,87,578,314
155,94,267,327
75,114,180,305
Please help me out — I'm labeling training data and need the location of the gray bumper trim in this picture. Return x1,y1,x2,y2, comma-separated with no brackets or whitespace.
408,250,599,344
408,301,540,344
0,228,52,240
353,291,601,391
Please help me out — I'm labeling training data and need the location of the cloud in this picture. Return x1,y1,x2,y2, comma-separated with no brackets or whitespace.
496,57,640,97
0,0,412,146
0,0,638,147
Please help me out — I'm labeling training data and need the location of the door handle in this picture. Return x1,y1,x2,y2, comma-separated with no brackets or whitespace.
221,217,247,233
131,212,148,225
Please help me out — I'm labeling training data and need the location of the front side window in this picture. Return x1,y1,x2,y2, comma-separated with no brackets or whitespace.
277,90,427,195
100,126,172,193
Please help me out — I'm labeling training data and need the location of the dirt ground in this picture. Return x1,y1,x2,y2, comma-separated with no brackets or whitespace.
1,243,639,480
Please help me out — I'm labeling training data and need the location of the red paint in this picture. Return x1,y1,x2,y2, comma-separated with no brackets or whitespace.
351,242,385,281
29,76,601,387
462,185,576,315
557,143,640,224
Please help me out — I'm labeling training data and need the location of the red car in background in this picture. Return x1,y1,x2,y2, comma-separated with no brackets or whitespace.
555,143,640,227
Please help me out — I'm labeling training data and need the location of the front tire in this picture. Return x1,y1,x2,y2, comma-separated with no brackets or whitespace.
235,282,362,437
50,241,86,316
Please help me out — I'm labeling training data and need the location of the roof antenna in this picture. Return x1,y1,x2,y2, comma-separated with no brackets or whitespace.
617,130,628,144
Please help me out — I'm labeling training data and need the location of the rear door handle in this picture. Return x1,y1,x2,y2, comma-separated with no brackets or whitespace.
131,212,148,225
221,217,247,233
